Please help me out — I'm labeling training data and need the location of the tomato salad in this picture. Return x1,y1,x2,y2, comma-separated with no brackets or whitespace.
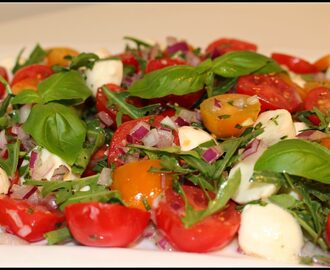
0,36,329,266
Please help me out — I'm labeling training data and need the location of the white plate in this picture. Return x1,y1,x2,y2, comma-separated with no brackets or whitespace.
0,3,329,267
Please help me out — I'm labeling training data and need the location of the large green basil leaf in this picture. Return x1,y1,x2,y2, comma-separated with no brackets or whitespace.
128,65,206,99
23,103,86,165
212,51,283,78
11,90,41,105
255,139,330,184
38,70,92,105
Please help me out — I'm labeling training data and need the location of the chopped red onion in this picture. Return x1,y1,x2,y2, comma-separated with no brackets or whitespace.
41,194,58,210
178,109,201,124
142,129,160,147
29,151,38,170
174,116,189,127
201,146,223,164
22,186,38,200
129,121,150,141
97,111,114,127
167,41,189,55
16,126,35,152
97,167,112,186
160,116,177,130
296,130,329,141
241,139,261,160
10,184,37,200
214,98,222,108
10,125,19,135
156,236,173,251
185,51,201,67
156,129,174,148
51,165,70,180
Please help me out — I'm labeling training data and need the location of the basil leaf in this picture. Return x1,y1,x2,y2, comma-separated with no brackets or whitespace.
0,76,12,95
268,194,299,209
23,103,86,165
11,90,41,105
212,51,283,78
69,52,99,70
12,44,47,74
38,70,92,105
128,65,206,99
255,139,330,184
0,140,20,177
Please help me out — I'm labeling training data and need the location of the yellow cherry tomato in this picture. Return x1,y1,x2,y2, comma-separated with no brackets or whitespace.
46,47,79,67
200,93,261,138
111,159,172,211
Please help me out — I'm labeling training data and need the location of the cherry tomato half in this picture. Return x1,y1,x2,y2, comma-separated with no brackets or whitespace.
11,64,54,95
111,159,172,210
154,185,240,252
65,202,150,247
304,86,330,125
0,66,9,99
45,47,79,67
0,196,65,242
236,74,302,113
200,93,261,138
271,53,318,74
205,38,257,58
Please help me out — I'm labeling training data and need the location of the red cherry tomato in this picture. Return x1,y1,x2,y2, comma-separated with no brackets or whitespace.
304,86,330,125
271,53,318,74
326,213,330,247
0,66,9,99
119,52,140,73
236,74,302,112
108,115,179,167
96,83,143,129
154,185,240,252
0,196,65,242
82,145,109,177
65,202,150,247
205,38,257,58
145,58,186,74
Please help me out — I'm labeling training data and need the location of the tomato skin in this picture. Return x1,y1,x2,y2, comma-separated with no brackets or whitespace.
236,74,302,113
304,86,330,125
82,145,109,177
145,58,186,74
119,52,140,73
154,186,240,252
65,202,150,247
200,93,261,138
0,66,9,99
314,54,330,72
326,213,330,247
271,53,318,74
111,159,172,210
108,115,179,167
11,64,54,95
0,196,65,242
205,38,257,58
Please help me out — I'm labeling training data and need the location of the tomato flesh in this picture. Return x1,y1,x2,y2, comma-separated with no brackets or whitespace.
271,53,318,74
154,185,240,252
0,66,9,99
65,202,150,247
0,196,65,242
236,74,302,113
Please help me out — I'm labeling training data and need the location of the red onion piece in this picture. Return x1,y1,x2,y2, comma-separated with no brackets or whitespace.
214,98,222,108
167,41,189,55
201,146,223,164
160,116,177,130
296,130,329,141
129,121,150,141
142,129,160,147
51,165,70,180
241,139,261,160
174,116,189,127
97,167,112,186
29,150,38,170
178,109,201,124
185,51,201,67
97,111,114,127
22,186,38,200
156,129,174,148
10,184,37,200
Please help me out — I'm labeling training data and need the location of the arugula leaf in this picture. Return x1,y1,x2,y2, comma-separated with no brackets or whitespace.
128,65,207,99
0,140,20,177
254,139,330,184
38,70,92,105
23,103,86,165
44,227,72,245
11,90,41,105
123,36,153,49
12,44,47,74
0,94,13,116
69,52,99,70
212,51,284,78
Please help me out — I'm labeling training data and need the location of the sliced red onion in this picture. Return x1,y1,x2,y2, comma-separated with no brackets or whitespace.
129,121,150,141
125,152,140,163
51,165,70,180
296,130,329,141
156,236,173,251
174,116,189,127
29,150,38,170
167,41,189,55
97,167,112,186
9,184,37,200
10,125,19,135
156,129,174,148
185,51,201,67
22,186,38,200
141,129,160,147
201,146,223,164
97,111,114,127
160,116,177,130
241,139,261,160
178,109,201,124
40,194,58,210
214,98,222,108
16,126,35,152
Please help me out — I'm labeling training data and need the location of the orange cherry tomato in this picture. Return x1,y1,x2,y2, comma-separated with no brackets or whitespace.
314,54,330,72
320,137,330,150
278,73,308,100
200,93,261,138
111,159,172,211
45,47,79,67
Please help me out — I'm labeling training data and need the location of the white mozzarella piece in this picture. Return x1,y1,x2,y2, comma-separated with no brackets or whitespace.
85,59,123,96
230,141,278,204
28,148,77,181
254,109,296,146
0,168,10,195
178,126,215,151
238,203,304,264
294,121,309,135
